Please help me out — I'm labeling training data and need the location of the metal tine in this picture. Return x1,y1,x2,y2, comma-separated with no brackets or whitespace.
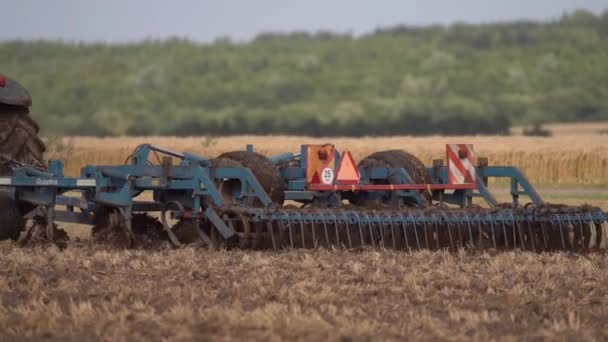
602,221,607,249
330,212,340,248
516,219,524,250
298,214,306,248
593,222,600,249
277,221,287,249
357,220,366,246
576,215,586,251
300,215,308,248
412,217,421,250
287,216,294,248
466,219,474,249
477,220,483,249
376,214,385,247
363,214,375,248
267,221,277,250
555,215,566,250
456,218,464,249
501,220,509,250
389,218,396,249
587,221,593,249
596,221,602,249
423,221,430,249
593,213,604,249
279,212,292,249
527,221,538,251
526,222,535,252
512,221,518,249
583,219,592,250
434,220,440,250
344,214,352,249
444,213,455,250
322,216,330,247
323,210,334,247
515,219,521,251
490,219,497,249
464,214,474,248
573,215,581,251
417,211,430,249
353,212,365,247
565,215,575,251
540,222,548,251
399,215,410,251
311,220,318,248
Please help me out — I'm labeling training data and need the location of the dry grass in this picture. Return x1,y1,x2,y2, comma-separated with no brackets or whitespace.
47,135,608,185
0,246,607,341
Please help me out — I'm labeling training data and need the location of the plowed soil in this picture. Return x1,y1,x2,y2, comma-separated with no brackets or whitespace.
0,245,606,341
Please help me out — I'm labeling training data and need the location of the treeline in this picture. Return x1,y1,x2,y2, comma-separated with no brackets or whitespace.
2,9,608,136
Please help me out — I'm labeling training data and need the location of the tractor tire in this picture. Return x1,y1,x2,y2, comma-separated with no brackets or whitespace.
0,104,45,175
0,194,25,241
215,151,285,205
0,75,46,240
362,150,432,186
355,150,432,206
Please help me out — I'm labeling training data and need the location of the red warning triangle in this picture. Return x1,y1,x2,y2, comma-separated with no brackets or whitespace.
310,171,321,184
336,151,360,184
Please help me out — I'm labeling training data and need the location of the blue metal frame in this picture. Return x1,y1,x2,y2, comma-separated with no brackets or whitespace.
1,143,605,247
1,144,277,240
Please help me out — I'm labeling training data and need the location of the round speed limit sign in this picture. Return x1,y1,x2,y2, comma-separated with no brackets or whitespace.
321,167,334,185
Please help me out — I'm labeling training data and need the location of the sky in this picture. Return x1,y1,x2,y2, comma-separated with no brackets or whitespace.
2,0,607,43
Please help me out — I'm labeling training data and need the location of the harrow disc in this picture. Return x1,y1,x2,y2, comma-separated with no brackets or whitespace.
172,219,220,248
19,215,69,250
92,210,170,249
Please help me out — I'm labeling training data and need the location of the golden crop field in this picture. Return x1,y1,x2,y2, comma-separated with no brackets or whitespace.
47,134,608,186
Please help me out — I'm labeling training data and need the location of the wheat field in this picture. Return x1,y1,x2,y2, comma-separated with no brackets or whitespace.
47,134,608,186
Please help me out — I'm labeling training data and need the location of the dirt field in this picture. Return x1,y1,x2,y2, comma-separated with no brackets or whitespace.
1,246,607,341
2,132,608,341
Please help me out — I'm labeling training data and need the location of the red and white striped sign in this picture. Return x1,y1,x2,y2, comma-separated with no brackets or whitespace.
446,144,476,184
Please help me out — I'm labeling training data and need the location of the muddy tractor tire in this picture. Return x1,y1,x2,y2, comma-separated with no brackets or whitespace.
0,74,46,240
352,150,432,207
0,75,45,174
0,195,24,241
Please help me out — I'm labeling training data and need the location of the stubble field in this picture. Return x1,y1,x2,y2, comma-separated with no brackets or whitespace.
2,132,608,341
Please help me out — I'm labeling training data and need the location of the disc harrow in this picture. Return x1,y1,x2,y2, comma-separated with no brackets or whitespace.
0,143,606,252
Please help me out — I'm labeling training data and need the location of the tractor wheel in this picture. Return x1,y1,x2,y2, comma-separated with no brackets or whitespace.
0,194,24,241
0,75,45,241
0,105,45,175
215,151,285,205
354,150,432,207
